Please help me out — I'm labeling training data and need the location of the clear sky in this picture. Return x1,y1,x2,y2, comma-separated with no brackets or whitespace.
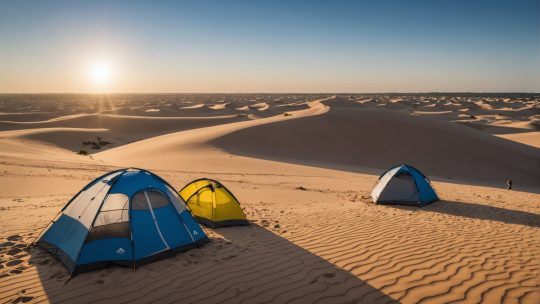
0,0,538,93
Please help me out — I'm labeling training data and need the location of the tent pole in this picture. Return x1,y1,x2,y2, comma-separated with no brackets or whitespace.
211,184,217,229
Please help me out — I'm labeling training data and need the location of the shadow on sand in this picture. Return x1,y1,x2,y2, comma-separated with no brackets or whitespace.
15,224,397,303
389,200,540,228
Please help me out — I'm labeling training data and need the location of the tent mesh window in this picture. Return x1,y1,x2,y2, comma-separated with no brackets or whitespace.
86,193,130,242
145,190,170,208
382,174,417,201
132,191,149,210
164,185,187,213
132,190,170,210
63,176,118,228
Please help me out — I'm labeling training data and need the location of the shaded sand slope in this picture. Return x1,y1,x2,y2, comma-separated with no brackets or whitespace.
0,114,245,152
211,107,540,190
0,113,244,133
0,112,60,122
0,128,110,152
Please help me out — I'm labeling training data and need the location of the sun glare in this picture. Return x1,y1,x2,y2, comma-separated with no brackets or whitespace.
87,61,113,90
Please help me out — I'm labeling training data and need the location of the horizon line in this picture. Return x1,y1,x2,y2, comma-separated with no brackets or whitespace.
0,91,539,95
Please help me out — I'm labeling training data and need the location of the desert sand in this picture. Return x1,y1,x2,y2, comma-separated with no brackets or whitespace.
0,93,539,303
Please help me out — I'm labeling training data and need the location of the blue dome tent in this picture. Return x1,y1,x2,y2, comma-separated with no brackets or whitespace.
34,168,208,275
371,165,438,206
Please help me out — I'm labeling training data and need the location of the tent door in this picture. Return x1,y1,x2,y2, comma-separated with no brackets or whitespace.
131,190,170,259
378,174,418,202
146,190,195,248
143,191,171,250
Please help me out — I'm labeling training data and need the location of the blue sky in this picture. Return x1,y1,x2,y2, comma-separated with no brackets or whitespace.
0,0,538,92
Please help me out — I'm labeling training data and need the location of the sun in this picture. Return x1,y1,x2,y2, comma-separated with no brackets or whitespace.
87,61,113,89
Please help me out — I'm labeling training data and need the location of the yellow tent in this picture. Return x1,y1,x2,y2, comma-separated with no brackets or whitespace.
179,178,249,228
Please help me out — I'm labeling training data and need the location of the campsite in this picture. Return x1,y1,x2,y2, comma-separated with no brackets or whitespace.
1,94,538,303
1,1,539,303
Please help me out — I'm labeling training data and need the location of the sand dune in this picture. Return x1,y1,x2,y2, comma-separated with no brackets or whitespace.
496,132,540,148
209,103,229,110
144,108,160,112
0,112,58,122
250,102,270,111
413,110,454,115
0,128,111,152
94,99,329,173
211,106,539,191
0,137,79,159
0,94,538,304
0,113,243,131
454,119,537,135
180,103,206,109
0,114,246,152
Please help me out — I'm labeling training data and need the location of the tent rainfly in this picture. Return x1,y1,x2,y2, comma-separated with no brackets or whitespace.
34,168,208,275
179,178,249,228
371,165,438,206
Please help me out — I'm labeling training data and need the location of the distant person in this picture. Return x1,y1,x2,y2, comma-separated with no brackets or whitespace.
507,179,513,190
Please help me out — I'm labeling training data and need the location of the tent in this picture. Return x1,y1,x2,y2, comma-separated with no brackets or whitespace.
371,165,438,206
179,178,249,228
34,168,208,275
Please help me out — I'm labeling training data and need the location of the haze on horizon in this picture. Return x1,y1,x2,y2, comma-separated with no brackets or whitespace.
0,0,539,94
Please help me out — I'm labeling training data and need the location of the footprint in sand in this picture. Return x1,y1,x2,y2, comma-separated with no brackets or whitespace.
11,296,34,303
323,272,336,278
0,241,16,248
7,248,23,256
48,271,64,280
7,235,22,242
6,260,22,267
